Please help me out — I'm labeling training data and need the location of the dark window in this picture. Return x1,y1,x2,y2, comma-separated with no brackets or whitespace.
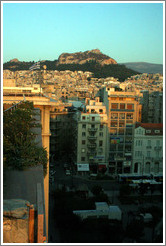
120,104,125,109
82,140,86,145
81,157,85,161
99,140,103,147
111,103,118,109
92,117,95,121
82,124,86,129
100,124,103,129
127,104,134,110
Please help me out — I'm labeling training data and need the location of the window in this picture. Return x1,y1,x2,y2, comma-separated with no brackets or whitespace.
91,124,95,128
82,132,86,137
91,109,95,113
82,116,86,120
154,162,159,173
134,163,138,173
138,140,142,146
119,113,125,119
155,130,160,133
99,132,103,137
99,109,103,113
111,113,118,119
120,104,125,109
100,124,103,129
98,148,103,154
147,140,151,146
111,121,118,127
156,140,160,146
126,113,133,119
135,151,142,157
147,151,151,157
92,117,95,121
110,128,117,135
99,140,103,147
111,103,118,109
81,148,85,153
82,140,86,145
127,104,134,110
146,130,151,133
119,128,125,135
119,121,125,127
82,124,86,129
145,162,150,173
81,157,85,161
156,151,159,158
138,151,142,157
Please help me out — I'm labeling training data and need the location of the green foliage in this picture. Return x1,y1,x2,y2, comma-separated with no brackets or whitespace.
3,101,48,176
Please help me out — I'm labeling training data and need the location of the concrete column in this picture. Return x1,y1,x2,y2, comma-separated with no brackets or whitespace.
40,106,51,240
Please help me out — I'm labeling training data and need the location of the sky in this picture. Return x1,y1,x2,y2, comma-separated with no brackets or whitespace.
2,1,164,64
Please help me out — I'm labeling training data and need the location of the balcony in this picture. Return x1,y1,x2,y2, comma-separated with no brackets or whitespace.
88,136,97,140
88,128,98,132
154,146,162,151
87,151,97,156
87,144,97,148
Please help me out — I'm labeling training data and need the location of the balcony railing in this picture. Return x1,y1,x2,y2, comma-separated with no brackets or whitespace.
87,151,97,156
88,128,98,132
87,144,97,148
88,136,97,140
154,146,162,151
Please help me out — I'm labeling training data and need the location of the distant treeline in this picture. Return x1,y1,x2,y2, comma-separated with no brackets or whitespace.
3,60,140,82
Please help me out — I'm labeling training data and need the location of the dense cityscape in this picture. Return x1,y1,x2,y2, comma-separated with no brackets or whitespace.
2,1,164,245
3,55,163,243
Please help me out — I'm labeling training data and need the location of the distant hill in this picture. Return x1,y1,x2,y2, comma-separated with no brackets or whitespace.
120,62,163,74
57,49,117,65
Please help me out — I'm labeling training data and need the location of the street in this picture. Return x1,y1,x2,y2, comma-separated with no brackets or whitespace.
48,161,163,243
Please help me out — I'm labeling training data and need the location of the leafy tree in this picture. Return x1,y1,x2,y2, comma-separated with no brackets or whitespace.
3,101,48,176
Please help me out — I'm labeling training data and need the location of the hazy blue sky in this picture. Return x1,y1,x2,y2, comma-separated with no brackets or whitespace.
3,2,164,64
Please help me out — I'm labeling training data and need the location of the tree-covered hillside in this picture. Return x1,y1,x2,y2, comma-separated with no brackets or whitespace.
3,60,140,82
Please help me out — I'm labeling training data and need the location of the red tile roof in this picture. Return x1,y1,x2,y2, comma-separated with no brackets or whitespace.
135,123,163,129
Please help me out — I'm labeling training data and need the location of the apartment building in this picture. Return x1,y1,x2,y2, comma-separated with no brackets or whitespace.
99,87,142,175
141,91,163,123
132,123,163,175
50,104,77,164
76,97,109,174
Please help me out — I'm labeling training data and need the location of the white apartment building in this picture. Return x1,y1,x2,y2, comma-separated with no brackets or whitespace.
76,97,109,174
132,123,163,175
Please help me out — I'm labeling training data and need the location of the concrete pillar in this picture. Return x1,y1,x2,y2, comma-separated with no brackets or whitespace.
40,106,51,240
